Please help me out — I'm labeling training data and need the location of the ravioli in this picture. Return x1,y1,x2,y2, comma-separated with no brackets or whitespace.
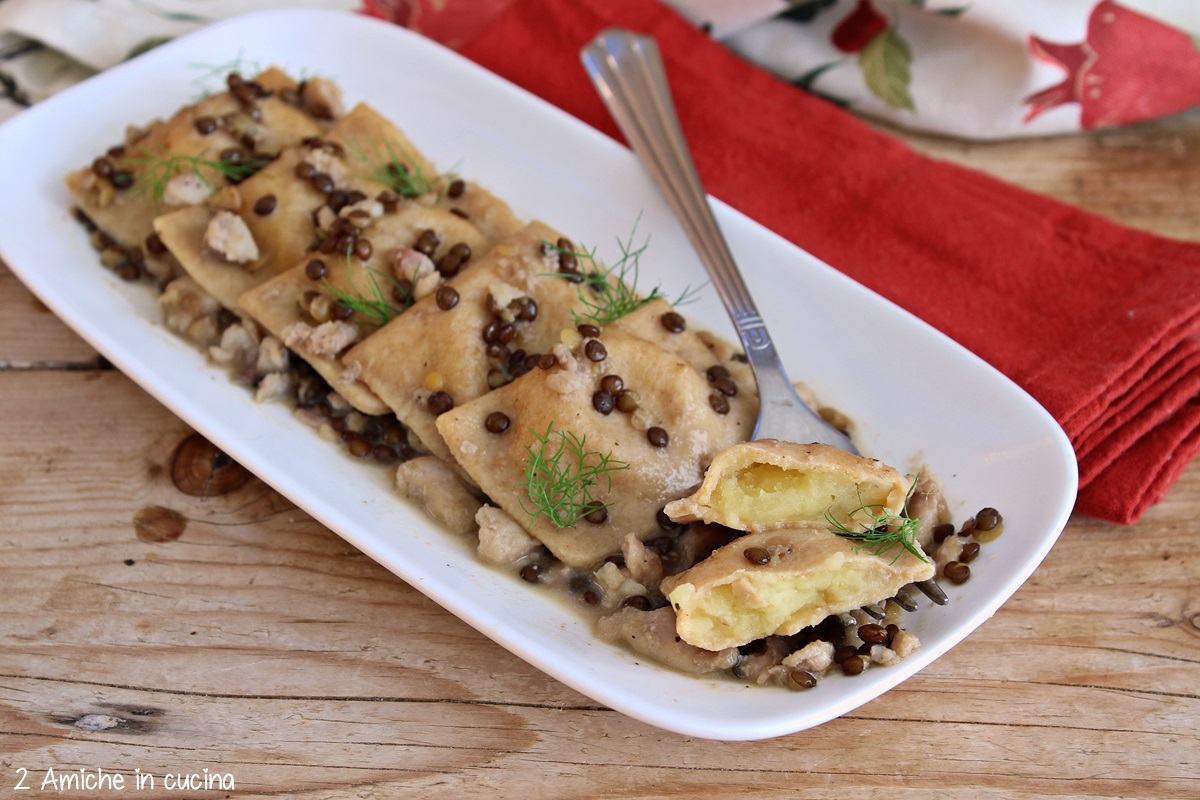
237,203,494,415
435,327,756,567
67,68,327,276
344,221,586,461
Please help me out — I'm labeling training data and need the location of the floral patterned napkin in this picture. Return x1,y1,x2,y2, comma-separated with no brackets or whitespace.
667,0,1200,139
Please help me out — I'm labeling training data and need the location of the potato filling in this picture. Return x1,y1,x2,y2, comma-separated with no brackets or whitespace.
709,463,898,531
663,526,934,651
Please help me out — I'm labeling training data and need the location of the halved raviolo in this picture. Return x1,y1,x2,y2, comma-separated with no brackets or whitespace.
664,440,911,533
661,526,934,651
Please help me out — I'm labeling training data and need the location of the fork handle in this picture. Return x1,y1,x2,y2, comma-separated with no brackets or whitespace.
580,29,784,368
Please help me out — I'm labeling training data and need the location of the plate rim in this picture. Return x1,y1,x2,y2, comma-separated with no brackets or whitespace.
0,7,1079,740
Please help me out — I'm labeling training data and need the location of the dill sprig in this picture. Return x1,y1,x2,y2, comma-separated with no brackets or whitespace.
127,147,270,208
344,134,454,199
320,247,412,328
518,423,629,529
545,218,700,326
826,477,929,564
188,50,262,95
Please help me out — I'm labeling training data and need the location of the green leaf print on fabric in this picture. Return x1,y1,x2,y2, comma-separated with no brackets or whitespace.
130,0,211,24
858,27,915,111
126,36,172,60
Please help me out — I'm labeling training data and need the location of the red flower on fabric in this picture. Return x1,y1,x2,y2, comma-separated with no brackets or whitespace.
1025,1,1200,128
831,0,888,54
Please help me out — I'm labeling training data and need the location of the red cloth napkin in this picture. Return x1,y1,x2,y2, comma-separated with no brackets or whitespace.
448,0,1200,524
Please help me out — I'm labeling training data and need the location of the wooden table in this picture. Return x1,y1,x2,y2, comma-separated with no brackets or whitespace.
2,105,1197,798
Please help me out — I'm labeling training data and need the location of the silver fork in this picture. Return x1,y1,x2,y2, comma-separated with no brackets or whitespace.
580,28,858,455
581,30,948,605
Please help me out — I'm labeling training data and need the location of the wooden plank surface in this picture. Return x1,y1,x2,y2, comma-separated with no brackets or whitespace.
2,106,1198,798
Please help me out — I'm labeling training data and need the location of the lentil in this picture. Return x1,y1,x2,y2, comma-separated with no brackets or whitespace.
577,323,601,338
513,297,538,321
414,228,440,256
253,194,277,215
537,353,556,370
834,645,858,663
840,655,867,676
556,238,577,273
584,339,607,362
519,563,544,584
331,300,354,321
145,233,167,256
584,505,609,524
446,178,465,198
932,522,956,543
615,390,640,413
646,427,669,448
110,170,134,190
391,279,413,304
709,392,730,414
786,669,818,691
435,285,459,310
743,546,771,565
484,411,510,434
194,115,218,135
311,172,334,194
620,595,652,611
858,623,888,644
592,390,615,415
437,242,471,277
91,157,114,178
973,507,1005,542
600,374,623,394
706,365,731,383
376,190,399,211
713,376,738,397
427,391,454,416
944,560,971,584
960,541,981,563
294,161,316,179
660,311,686,333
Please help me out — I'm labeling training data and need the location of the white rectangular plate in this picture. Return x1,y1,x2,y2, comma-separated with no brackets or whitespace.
0,9,1077,740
